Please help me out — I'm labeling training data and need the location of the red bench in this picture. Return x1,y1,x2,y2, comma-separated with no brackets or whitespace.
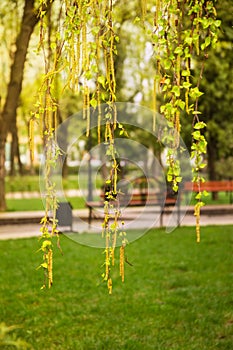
184,180,233,203
86,176,181,227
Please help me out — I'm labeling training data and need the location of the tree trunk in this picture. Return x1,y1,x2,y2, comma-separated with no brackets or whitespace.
3,1,40,132
16,131,23,175
0,133,7,211
10,131,16,177
9,125,23,176
0,0,53,210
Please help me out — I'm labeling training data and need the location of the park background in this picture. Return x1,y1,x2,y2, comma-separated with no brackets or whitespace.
0,0,233,349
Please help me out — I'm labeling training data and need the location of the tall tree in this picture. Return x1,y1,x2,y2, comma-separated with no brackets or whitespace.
0,0,52,211
198,0,233,181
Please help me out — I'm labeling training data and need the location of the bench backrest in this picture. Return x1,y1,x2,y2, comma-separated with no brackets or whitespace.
101,176,178,206
184,180,233,192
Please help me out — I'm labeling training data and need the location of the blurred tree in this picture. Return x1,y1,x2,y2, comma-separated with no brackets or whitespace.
198,0,233,181
0,0,52,211
0,1,23,176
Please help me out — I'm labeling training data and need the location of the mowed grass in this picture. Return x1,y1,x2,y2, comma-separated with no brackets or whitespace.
0,226,233,349
5,191,232,212
6,197,86,212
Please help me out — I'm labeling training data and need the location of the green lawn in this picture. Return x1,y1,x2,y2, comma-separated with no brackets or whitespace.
0,226,233,349
6,197,86,212
6,175,79,193
6,198,44,212
6,175,102,193
5,191,232,212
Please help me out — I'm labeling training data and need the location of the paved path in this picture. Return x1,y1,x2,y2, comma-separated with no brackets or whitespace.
0,205,233,240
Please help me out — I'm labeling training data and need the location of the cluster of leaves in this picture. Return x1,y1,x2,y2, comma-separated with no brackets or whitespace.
34,0,221,290
150,0,221,241
35,0,129,292
101,115,129,293
197,0,233,180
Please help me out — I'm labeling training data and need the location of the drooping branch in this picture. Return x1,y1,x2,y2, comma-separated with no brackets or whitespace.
151,0,220,242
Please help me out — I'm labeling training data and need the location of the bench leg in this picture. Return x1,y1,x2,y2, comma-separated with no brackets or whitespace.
88,206,92,227
160,207,163,227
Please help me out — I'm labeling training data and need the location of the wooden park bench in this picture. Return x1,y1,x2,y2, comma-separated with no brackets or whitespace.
184,180,233,203
86,176,181,227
